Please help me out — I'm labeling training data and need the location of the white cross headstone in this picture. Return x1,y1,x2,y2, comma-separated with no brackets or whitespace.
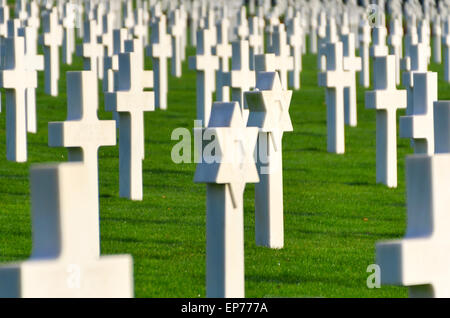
194,101,259,298
149,15,172,110
19,25,44,134
40,7,63,96
0,35,37,162
245,71,293,249
365,55,407,188
433,16,442,64
0,71,133,298
287,12,303,90
48,70,117,209
342,32,361,127
318,41,353,154
270,25,294,90
62,2,76,65
400,71,437,155
359,17,371,88
214,16,232,102
188,28,219,126
133,8,149,46
100,12,116,57
77,20,104,80
248,16,264,70
370,25,389,58
105,39,154,201
376,102,450,297
169,8,183,78
103,28,128,93
235,6,249,40
220,40,255,122
388,17,404,85
402,43,429,115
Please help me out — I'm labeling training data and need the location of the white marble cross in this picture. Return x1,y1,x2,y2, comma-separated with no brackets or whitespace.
318,16,338,72
19,25,44,134
235,6,249,40
149,15,171,110
48,70,117,206
214,16,232,102
270,25,294,90
194,101,259,298
40,7,63,96
77,20,104,80
318,41,353,154
388,17,404,85
124,0,135,29
365,55,407,188
418,19,431,63
169,8,183,78
248,16,264,70
0,71,132,298
287,12,303,90
245,71,293,249
400,71,437,155
62,2,76,65
105,39,154,201
133,8,149,46
405,16,419,59
370,25,389,58
433,16,442,64
376,102,450,298
359,18,371,88
103,28,128,93
0,35,37,162
342,32,361,127
402,43,429,116
220,40,255,122
100,12,116,57
189,28,219,126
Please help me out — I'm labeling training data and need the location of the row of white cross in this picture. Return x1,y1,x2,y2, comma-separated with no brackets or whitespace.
0,0,449,299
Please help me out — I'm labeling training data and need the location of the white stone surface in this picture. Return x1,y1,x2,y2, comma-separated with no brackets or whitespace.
0,162,134,298
245,72,293,249
366,55,407,188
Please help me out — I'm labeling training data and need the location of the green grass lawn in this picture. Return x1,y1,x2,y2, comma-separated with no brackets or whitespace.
0,40,448,298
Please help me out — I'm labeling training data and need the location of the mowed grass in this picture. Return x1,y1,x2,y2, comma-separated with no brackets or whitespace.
0,35,449,298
